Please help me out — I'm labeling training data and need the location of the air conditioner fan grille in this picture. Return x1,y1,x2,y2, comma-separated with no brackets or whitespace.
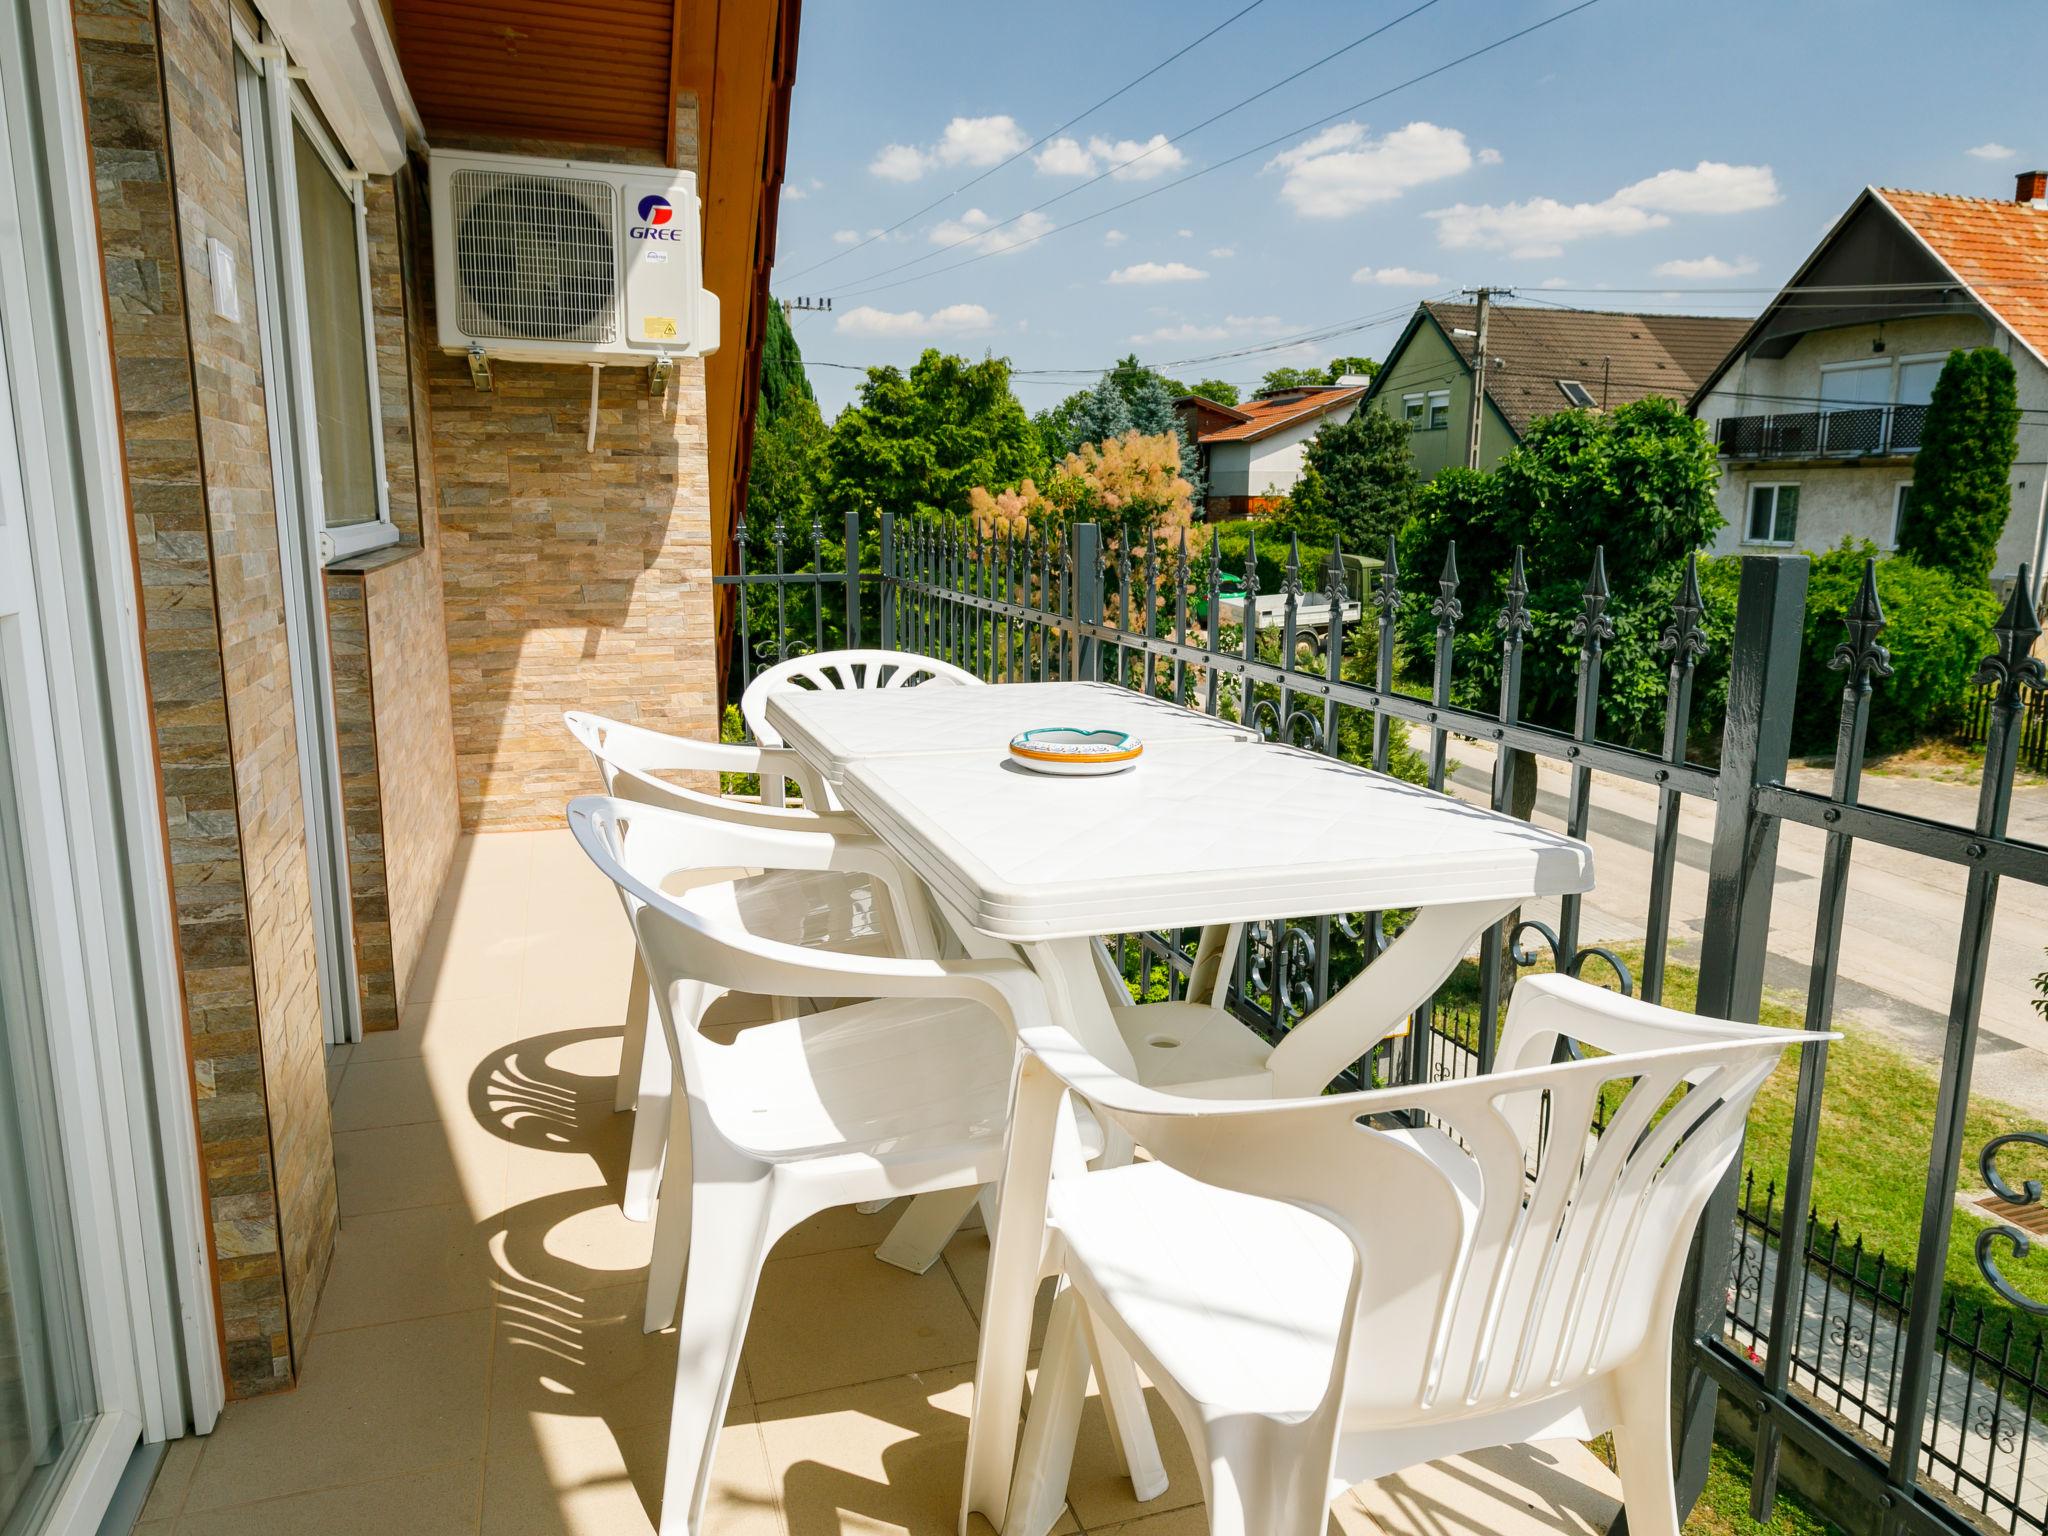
452,170,617,343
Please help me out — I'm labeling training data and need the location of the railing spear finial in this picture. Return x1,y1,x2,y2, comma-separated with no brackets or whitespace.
1497,544,1532,640
1828,557,1893,689
1432,541,1462,634
1976,564,2046,707
1659,551,1708,664
1572,545,1615,656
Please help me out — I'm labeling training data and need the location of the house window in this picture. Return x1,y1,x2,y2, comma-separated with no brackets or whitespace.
237,36,394,563
1746,483,1799,546
1558,379,1597,409
1890,483,1914,548
1427,390,1451,431
1402,393,1425,426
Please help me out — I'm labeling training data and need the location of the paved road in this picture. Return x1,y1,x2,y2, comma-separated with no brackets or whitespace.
1430,733,2048,1117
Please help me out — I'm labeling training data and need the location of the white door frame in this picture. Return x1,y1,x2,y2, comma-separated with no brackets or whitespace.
2,0,227,1478
236,19,366,1048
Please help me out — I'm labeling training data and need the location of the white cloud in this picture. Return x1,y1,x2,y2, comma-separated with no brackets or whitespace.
1108,261,1208,285
1352,264,1442,286
1478,147,1503,166
836,302,994,338
1034,133,1186,181
1033,136,1095,177
1127,312,1295,347
929,207,1054,257
1103,228,1127,247
783,184,807,200
1968,142,2017,161
1614,161,1779,215
1653,254,1759,279
869,115,1030,181
1267,121,1474,218
1209,246,1235,259
1176,228,1194,238
1538,276,1570,289
1429,160,1778,258
831,229,861,245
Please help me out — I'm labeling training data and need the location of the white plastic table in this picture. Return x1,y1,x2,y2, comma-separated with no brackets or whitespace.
763,679,1257,788
827,736,1594,1536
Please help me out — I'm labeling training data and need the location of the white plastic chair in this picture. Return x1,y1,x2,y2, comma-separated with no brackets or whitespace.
566,795,1147,1536
565,712,929,1220
740,647,983,751
964,973,1828,1536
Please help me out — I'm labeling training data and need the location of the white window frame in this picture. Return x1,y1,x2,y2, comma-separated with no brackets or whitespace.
1890,482,1914,549
1746,482,1800,546
1402,392,1425,426
236,24,394,564
1426,389,1451,431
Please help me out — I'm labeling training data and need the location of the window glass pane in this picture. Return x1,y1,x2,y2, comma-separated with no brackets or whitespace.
1403,395,1424,423
1428,391,1450,430
1775,485,1799,543
1896,358,1943,407
0,685,97,1532
1747,486,1773,541
1892,484,1913,546
292,126,378,529
1821,362,1891,408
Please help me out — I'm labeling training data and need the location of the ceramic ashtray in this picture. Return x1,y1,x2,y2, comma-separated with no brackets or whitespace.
1008,727,1143,776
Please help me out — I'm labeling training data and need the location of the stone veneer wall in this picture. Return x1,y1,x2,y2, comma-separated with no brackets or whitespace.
71,0,335,1395
325,172,459,1028
430,112,717,830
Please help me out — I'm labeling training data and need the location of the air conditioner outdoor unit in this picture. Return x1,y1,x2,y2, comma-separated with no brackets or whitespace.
429,149,719,366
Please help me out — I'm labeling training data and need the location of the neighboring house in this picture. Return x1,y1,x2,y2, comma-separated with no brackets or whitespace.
1692,172,2048,589
1363,302,1750,478
1175,384,1367,520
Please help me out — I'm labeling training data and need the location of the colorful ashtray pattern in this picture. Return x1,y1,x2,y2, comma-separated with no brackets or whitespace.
1007,727,1144,776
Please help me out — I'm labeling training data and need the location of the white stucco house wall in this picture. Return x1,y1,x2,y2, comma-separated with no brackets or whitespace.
1691,174,2048,592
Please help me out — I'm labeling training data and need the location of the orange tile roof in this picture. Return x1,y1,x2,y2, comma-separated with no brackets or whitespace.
1197,386,1367,444
1876,188,2048,367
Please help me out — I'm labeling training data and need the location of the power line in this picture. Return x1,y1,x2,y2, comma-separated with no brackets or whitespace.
779,0,1271,281
825,0,1452,297
830,0,1600,302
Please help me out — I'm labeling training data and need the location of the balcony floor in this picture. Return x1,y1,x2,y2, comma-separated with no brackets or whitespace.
133,830,1625,1536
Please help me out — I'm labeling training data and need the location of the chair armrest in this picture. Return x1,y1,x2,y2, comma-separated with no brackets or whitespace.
1494,972,1797,1075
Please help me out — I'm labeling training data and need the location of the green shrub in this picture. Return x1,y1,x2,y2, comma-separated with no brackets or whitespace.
1791,541,1999,755
1898,347,2021,584
1205,520,1374,599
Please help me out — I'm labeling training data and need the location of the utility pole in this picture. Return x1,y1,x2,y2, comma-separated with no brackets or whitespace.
1462,286,1510,469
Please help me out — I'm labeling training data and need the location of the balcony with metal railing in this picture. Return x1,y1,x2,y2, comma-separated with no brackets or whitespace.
1717,402,1929,462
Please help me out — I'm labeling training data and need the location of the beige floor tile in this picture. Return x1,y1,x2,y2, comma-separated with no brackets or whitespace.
174,1461,483,1536
487,1180,656,1300
315,1202,497,1333
1062,1380,1204,1530
330,1054,445,1133
131,1523,173,1536
743,1245,981,1404
350,1018,429,1062
409,927,547,1004
332,1116,505,1220
183,1311,492,1513
756,1365,1077,1536
138,1435,202,1523
498,1097,635,1214
940,1226,1055,1349
768,1202,908,1263
488,1278,736,1452
480,1404,780,1536
1353,1441,1620,1536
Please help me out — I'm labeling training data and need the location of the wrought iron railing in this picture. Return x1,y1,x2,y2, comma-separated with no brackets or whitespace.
717,510,2048,1536
1967,681,2048,775
1718,402,1929,459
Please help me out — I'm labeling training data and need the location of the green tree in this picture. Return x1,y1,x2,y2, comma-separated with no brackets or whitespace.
1397,399,1723,749
824,349,1045,522
1187,377,1240,407
757,300,814,422
1064,372,1135,452
1324,355,1378,382
1280,407,1419,553
1259,365,1328,393
1898,346,2021,584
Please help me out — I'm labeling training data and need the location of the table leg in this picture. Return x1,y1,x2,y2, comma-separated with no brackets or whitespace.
874,1182,981,1274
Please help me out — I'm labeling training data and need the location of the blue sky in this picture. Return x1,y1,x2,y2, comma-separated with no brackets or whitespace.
770,0,2042,419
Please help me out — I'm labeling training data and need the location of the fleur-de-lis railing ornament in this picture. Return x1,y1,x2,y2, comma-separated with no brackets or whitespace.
1241,530,1260,602
1373,534,1400,616
1974,563,2046,708
1432,541,1462,635
1828,557,1894,689
1282,534,1305,601
1324,533,1348,606
771,512,788,565
1497,545,1533,642
1572,546,1615,655
1659,551,1708,662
